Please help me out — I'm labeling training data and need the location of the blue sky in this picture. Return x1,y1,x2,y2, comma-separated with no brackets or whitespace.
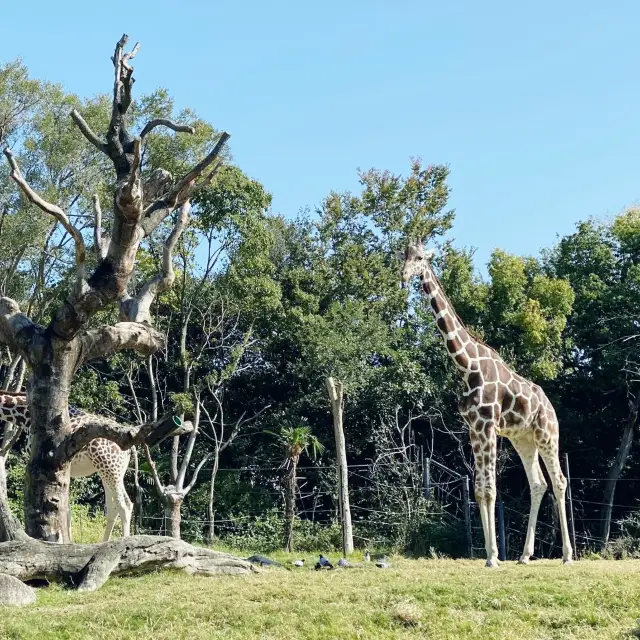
3,1,640,270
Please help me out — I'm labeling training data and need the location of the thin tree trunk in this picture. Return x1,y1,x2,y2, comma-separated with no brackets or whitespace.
164,494,183,539
207,451,220,545
326,377,354,555
600,389,640,549
2,355,20,389
283,457,297,552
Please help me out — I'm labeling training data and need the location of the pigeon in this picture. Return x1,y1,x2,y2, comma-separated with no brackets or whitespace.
364,549,371,562
337,558,351,568
376,561,392,569
245,554,283,568
291,559,305,567
315,554,334,570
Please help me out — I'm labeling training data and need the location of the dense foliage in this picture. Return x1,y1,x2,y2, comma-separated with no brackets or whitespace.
1,59,639,557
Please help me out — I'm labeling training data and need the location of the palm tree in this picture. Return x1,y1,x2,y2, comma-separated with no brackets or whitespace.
267,420,324,552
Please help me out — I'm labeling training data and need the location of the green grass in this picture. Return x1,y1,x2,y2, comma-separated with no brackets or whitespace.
1,553,639,639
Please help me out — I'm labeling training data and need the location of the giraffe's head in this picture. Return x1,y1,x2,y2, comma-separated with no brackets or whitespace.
396,239,435,283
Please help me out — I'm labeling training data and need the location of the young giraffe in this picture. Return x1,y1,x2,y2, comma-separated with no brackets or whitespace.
0,390,132,541
398,240,572,566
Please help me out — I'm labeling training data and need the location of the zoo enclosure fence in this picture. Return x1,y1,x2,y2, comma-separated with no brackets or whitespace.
90,456,640,559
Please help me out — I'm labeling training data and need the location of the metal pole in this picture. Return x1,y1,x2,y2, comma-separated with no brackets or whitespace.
462,476,472,558
497,498,506,561
564,452,577,560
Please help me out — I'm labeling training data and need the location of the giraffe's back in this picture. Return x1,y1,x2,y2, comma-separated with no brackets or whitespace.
68,413,131,482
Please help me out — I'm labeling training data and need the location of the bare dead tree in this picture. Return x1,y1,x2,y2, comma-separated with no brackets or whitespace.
201,387,270,544
0,35,230,542
143,391,211,539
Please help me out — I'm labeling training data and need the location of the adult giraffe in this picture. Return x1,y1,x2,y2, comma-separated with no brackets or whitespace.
398,239,572,566
0,390,132,541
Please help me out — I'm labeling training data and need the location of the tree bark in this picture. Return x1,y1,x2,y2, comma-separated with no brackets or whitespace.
0,35,230,541
0,536,255,592
24,339,80,542
163,493,184,539
283,457,298,553
600,389,640,549
326,377,354,555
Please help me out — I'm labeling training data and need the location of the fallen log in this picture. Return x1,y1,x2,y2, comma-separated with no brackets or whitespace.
0,535,256,592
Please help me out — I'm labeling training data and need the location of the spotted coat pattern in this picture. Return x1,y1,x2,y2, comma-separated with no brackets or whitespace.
0,391,132,541
400,242,573,566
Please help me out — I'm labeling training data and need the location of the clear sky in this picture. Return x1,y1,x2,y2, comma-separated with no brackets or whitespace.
3,1,640,270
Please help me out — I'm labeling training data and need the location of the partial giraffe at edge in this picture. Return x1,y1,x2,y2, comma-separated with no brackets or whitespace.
0,390,132,542
398,239,572,567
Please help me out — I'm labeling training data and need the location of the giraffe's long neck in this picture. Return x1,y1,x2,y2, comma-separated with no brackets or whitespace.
420,265,478,374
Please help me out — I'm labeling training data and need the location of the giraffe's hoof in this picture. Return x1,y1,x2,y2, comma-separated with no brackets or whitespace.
518,557,530,565
562,558,573,565
485,559,499,568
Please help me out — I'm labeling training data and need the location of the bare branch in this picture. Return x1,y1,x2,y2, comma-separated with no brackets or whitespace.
184,453,212,494
177,393,201,488
140,119,196,139
143,444,165,494
1,422,23,457
170,133,230,200
92,195,109,259
120,201,191,324
123,137,141,202
70,109,107,154
80,322,165,363
141,133,230,236
54,413,193,464
3,148,87,294
0,297,41,360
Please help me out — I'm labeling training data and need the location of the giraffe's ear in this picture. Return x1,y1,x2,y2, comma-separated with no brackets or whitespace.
424,248,435,260
393,250,405,261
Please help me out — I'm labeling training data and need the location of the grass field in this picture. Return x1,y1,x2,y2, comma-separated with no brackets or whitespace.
1,552,639,639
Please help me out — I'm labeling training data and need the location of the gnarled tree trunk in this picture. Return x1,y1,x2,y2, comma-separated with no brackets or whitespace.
0,34,229,541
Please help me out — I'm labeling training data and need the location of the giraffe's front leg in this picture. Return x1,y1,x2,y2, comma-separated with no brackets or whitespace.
469,424,499,567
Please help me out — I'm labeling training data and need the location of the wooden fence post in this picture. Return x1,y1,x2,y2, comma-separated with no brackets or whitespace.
326,377,354,555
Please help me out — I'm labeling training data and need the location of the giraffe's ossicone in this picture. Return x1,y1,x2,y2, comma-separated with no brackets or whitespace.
398,239,573,566
0,391,132,541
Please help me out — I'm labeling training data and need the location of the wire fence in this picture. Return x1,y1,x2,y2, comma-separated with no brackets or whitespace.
69,455,640,559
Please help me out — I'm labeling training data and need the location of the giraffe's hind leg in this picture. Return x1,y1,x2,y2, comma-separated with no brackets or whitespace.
102,482,117,542
534,414,573,564
510,434,547,564
114,479,132,538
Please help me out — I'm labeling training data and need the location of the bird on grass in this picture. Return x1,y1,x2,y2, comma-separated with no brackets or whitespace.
291,559,305,567
337,558,351,568
364,549,371,562
376,561,392,569
315,554,334,570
